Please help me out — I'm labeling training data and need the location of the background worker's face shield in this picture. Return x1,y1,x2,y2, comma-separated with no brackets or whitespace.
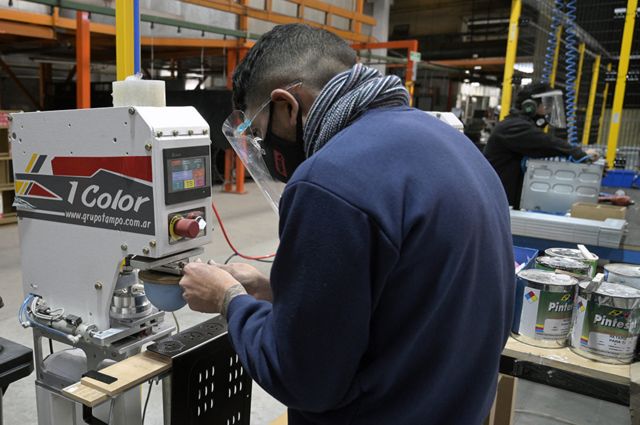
531,90,566,129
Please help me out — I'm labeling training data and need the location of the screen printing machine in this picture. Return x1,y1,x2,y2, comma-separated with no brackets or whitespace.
512,158,639,263
1,94,252,424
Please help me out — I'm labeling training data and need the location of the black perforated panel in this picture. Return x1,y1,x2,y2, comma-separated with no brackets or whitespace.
148,316,252,425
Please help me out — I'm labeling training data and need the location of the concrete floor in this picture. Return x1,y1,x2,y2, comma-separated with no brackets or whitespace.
0,182,632,424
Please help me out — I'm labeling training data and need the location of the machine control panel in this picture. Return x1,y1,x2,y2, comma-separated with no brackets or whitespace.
163,146,211,205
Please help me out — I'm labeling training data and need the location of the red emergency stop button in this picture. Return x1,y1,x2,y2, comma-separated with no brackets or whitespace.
173,218,200,239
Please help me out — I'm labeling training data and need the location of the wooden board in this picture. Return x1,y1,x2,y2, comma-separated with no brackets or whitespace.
80,351,171,397
62,382,110,408
503,337,631,385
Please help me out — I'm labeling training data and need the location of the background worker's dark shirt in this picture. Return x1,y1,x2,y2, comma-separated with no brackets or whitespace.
484,111,587,207
227,106,514,425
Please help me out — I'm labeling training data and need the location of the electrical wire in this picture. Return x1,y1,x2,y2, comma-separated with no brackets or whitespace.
171,312,181,333
141,381,153,425
224,253,238,264
211,200,275,261
32,300,64,321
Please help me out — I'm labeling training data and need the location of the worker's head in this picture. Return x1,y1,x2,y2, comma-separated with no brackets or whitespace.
515,82,566,128
231,24,356,139
223,24,356,188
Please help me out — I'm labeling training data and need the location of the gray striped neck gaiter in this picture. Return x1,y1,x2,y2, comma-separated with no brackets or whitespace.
302,63,410,157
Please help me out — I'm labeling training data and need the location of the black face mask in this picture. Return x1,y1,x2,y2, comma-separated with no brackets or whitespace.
261,102,305,183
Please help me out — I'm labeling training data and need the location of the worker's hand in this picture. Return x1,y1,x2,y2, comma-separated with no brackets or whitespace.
586,149,600,161
218,263,273,302
179,260,240,313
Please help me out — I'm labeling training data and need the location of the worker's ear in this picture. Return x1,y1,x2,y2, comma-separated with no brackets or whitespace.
270,89,299,128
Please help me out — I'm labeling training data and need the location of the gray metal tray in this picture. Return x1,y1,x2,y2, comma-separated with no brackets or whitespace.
520,159,604,214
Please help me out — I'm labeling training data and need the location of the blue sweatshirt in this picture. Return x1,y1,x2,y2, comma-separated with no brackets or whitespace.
227,106,515,425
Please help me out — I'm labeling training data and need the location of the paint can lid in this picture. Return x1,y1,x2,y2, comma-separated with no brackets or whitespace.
518,269,578,286
536,256,590,272
595,281,640,298
604,263,640,278
545,248,598,261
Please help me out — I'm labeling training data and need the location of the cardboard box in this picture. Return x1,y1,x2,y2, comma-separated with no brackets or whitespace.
571,202,627,221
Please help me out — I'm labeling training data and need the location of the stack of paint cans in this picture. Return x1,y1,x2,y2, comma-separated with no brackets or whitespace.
512,269,578,348
570,281,640,364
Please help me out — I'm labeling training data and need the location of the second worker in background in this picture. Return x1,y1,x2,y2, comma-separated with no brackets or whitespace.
484,82,599,207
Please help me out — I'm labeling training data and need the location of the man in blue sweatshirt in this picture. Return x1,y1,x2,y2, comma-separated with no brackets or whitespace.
180,24,515,425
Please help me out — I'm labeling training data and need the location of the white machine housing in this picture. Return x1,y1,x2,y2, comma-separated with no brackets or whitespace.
10,106,213,330
425,111,465,132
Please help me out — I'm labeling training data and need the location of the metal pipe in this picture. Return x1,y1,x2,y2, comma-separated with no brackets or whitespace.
75,10,90,108
605,0,638,168
575,42,586,106
115,0,134,80
582,55,601,145
549,25,562,88
21,0,261,40
21,0,415,68
134,0,141,74
499,0,521,121
596,63,612,145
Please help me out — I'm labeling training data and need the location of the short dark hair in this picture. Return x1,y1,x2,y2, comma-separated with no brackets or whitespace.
232,24,357,111
515,82,555,109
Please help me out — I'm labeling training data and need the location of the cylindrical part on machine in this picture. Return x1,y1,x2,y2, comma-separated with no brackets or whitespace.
32,316,95,342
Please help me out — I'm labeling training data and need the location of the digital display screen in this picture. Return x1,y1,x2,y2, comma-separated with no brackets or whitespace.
168,156,207,193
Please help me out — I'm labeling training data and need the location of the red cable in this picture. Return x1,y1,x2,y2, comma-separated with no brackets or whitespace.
211,200,276,260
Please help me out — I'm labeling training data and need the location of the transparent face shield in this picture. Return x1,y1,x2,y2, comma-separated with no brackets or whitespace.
531,90,566,129
222,82,302,215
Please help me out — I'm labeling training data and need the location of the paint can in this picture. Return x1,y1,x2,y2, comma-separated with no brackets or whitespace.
545,248,598,277
604,263,640,291
535,256,590,278
512,269,578,348
570,281,640,364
